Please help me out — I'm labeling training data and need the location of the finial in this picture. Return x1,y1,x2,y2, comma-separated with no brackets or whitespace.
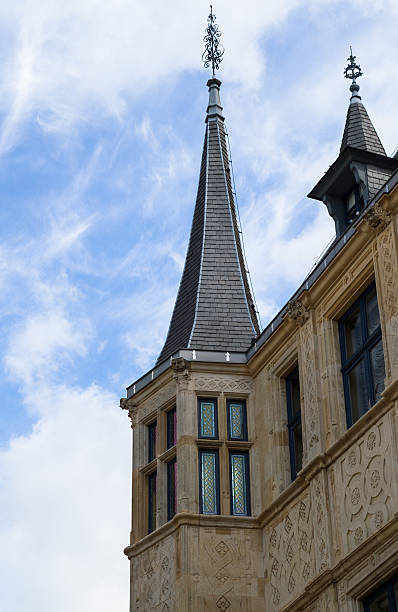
344,47,363,102
202,5,224,77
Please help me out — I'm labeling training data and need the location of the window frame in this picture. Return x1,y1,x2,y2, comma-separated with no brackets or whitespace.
286,366,303,481
363,573,398,612
229,450,251,516
338,281,384,428
198,449,220,515
197,398,219,440
226,399,248,441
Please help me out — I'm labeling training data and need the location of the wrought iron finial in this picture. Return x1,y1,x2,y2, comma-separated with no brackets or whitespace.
344,47,363,101
202,5,224,77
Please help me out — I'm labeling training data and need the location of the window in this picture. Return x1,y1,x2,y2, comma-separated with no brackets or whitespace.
148,421,157,462
167,458,177,520
363,574,398,611
198,398,218,439
345,185,364,223
339,283,385,427
227,399,248,441
148,471,157,534
286,366,303,481
229,451,250,516
167,407,177,449
199,450,220,515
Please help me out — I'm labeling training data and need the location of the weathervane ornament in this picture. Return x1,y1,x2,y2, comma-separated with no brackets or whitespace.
202,5,224,76
344,47,363,100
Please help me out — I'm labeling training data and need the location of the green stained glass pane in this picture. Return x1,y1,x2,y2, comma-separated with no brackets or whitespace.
200,401,216,437
201,452,217,514
231,454,248,516
229,403,244,439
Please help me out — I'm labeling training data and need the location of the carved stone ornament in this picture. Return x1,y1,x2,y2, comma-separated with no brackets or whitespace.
286,298,310,326
171,357,191,389
363,202,391,231
120,398,139,428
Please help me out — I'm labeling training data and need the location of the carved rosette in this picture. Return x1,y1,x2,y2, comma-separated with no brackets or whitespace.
334,416,395,555
120,398,139,428
286,298,310,326
363,202,391,232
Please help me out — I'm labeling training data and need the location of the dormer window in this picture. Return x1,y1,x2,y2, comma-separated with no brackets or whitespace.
345,186,365,223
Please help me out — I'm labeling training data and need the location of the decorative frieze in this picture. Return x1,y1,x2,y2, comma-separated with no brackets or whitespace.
194,376,253,393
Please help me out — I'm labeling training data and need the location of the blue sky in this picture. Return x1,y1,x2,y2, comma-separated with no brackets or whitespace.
1,1,398,610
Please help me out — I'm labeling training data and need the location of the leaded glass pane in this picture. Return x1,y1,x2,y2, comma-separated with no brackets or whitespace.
344,307,362,359
348,359,368,423
293,423,303,474
167,408,177,448
229,402,245,439
366,289,380,337
370,339,385,403
199,400,216,438
230,453,248,516
148,472,157,533
167,459,177,520
200,452,218,514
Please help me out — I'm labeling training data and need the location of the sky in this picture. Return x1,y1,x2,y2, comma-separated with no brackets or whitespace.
1,0,398,610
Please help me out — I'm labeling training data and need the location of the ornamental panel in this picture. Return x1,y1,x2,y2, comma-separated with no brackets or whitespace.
334,412,396,555
132,536,175,611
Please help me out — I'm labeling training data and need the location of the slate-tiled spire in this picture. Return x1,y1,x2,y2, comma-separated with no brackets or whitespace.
340,94,386,156
156,78,260,365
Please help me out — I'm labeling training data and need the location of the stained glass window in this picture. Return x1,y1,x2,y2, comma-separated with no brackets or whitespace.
286,367,303,481
148,471,157,534
167,407,177,449
199,450,219,514
229,452,250,516
227,400,247,440
167,458,177,520
148,421,157,463
339,282,385,427
198,399,218,439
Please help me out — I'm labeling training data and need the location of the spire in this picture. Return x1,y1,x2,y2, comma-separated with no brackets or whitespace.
156,9,259,365
340,49,386,155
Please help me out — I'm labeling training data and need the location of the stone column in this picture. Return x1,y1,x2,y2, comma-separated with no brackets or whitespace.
172,358,198,514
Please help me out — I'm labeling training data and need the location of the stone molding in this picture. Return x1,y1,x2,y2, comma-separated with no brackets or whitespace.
120,397,139,428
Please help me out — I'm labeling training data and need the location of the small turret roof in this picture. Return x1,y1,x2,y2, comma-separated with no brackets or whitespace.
340,99,386,155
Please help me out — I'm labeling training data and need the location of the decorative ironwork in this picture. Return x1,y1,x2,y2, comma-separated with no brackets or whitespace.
202,5,224,76
344,47,363,84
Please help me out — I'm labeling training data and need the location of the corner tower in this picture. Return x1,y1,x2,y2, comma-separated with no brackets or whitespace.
121,8,265,611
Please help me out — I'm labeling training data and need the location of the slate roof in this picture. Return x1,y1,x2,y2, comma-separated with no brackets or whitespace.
340,99,386,156
156,78,260,365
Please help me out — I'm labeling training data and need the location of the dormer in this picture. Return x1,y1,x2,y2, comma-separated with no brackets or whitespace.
308,50,398,238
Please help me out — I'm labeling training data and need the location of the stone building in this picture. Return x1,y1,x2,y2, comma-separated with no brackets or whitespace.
121,52,398,611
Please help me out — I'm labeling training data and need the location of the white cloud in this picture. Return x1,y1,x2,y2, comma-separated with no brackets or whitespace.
0,383,130,612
